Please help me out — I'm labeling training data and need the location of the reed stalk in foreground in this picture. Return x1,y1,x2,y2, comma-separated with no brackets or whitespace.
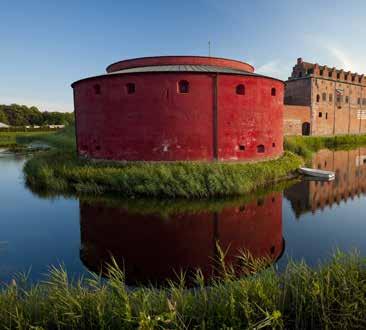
0,251,365,329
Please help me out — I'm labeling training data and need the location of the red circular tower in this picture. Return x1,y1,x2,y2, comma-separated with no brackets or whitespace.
72,56,284,161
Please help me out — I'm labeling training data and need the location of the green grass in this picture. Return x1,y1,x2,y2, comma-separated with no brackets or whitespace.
23,151,302,198
284,134,366,159
0,131,53,147
0,251,365,329
19,126,303,198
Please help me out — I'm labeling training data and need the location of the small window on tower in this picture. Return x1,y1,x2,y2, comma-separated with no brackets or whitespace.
257,144,265,153
126,83,135,94
239,145,245,151
316,94,320,102
93,84,101,95
271,88,276,96
236,84,245,95
178,80,189,94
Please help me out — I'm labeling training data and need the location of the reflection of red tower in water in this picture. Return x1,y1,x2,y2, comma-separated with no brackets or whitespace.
80,193,283,284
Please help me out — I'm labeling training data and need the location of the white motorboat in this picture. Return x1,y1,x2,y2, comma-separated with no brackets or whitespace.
298,167,335,180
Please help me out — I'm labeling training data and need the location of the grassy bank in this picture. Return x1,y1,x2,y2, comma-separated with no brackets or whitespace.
0,252,365,329
20,126,303,198
24,150,302,198
284,134,366,159
0,131,53,147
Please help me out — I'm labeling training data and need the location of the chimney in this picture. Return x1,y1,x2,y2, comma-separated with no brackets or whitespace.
297,57,303,65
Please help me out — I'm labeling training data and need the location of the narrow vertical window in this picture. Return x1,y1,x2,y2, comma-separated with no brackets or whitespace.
319,112,322,118
329,93,333,102
236,84,245,95
322,93,326,101
316,94,320,102
126,83,135,94
178,80,189,94
345,96,349,103
271,88,276,96
93,84,101,95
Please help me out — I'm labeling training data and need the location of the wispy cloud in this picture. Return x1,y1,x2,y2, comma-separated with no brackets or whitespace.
0,96,72,113
256,60,291,80
325,46,366,73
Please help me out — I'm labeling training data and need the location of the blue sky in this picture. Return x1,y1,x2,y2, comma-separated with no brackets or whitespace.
1,0,365,112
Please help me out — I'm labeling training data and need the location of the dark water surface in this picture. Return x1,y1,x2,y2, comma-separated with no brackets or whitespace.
0,147,366,284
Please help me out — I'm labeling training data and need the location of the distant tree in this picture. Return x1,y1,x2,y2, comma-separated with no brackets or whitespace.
0,104,74,126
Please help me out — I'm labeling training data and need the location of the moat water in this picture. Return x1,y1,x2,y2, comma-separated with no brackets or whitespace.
0,147,366,284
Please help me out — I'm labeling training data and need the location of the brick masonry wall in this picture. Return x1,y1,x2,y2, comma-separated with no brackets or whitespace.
284,105,311,135
285,58,366,136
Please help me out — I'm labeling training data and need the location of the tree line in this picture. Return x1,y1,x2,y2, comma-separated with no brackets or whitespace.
0,104,74,126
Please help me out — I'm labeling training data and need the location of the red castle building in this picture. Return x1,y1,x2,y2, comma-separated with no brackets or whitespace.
72,56,284,161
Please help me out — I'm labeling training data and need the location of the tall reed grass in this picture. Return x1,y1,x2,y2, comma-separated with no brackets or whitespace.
0,251,364,329
20,126,303,198
23,150,302,198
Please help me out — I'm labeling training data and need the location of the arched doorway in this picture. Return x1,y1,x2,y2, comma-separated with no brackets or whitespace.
302,122,310,136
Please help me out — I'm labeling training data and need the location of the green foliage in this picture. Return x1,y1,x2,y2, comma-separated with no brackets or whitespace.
0,252,365,329
0,104,74,126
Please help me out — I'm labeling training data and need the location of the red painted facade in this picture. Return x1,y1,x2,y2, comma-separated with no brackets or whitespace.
79,193,284,284
72,56,284,161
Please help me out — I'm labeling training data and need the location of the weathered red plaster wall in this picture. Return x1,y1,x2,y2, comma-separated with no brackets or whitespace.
79,193,283,284
218,76,284,160
73,72,284,162
74,73,214,161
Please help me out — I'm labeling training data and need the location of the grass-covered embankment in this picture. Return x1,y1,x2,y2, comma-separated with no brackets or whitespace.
285,134,366,159
24,150,302,198
20,126,302,198
0,131,53,147
0,252,365,329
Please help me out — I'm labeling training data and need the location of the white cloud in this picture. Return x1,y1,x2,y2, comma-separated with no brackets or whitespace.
256,60,290,80
326,46,366,74
0,96,73,113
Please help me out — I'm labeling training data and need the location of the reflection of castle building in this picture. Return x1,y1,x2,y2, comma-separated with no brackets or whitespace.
284,58,366,136
285,148,366,217
79,193,284,284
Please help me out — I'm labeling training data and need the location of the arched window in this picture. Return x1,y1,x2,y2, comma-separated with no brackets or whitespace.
178,80,189,93
93,84,101,95
316,94,320,102
126,83,135,94
271,88,276,96
257,144,265,153
236,84,245,95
